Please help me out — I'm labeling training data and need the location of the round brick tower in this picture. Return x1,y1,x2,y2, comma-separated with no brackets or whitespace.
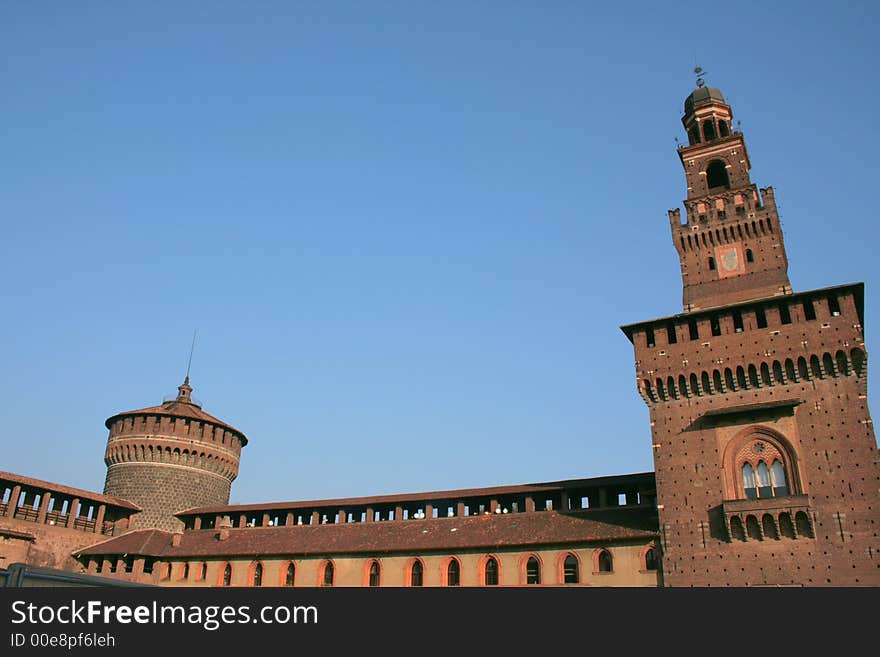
102,378,248,531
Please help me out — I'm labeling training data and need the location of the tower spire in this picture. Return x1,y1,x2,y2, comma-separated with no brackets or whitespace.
177,330,197,403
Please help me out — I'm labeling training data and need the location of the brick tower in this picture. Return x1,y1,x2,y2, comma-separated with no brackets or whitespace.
621,80,880,586
102,378,248,531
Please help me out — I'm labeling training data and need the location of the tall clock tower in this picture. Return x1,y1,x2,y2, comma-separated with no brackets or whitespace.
622,79,880,586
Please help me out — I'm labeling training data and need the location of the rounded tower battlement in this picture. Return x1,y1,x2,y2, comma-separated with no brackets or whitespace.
102,378,248,531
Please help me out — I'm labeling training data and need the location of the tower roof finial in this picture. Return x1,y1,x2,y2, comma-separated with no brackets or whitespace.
694,66,706,89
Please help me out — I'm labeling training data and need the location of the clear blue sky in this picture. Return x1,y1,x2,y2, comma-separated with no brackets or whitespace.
2,2,878,505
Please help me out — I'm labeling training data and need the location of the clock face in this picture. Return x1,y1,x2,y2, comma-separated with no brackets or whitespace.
715,245,745,278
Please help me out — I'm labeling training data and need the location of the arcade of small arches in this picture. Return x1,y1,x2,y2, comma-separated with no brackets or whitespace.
679,183,766,227
726,510,814,543
127,546,661,587
687,117,732,146
642,347,866,404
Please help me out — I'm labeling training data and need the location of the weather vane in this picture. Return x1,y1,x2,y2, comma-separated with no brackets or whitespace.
694,66,706,88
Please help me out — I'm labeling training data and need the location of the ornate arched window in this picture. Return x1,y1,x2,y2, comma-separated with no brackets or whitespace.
222,563,232,587
732,433,798,501
285,562,295,587
322,561,334,587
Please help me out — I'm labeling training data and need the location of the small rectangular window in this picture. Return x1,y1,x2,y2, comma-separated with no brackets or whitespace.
732,310,744,333
779,303,792,325
645,327,655,348
666,323,677,344
710,315,721,336
688,319,699,341
828,295,841,316
755,306,768,328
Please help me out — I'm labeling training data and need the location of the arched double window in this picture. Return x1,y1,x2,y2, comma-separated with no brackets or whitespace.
410,559,423,587
284,562,295,587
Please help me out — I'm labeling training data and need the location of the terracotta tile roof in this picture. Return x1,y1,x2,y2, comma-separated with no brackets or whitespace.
0,471,141,512
73,529,171,557
176,472,656,516
76,508,659,558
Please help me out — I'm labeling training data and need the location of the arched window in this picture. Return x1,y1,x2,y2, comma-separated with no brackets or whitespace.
703,119,717,141
679,375,689,398
563,554,579,584
760,362,772,386
748,364,760,388
718,119,729,137
368,561,381,587
706,160,730,189
690,373,700,396
713,370,724,393
702,371,712,394
180,562,189,580
410,560,423,587
322,561,334,587
688,126,701,145
222,563,232,587
484,557,499,586
736,366,747,389
252,562,263,587
198,562,207,581
771,460,789,497
644,548,658,571
285,563,295,587
525,557,540,585
447,559,460,587
742,463,757,499
597,549,613,573
757,462,772,498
